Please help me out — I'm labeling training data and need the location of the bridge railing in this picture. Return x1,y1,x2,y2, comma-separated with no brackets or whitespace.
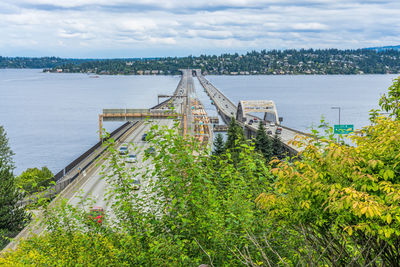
18,121,135,207
197,75,236,109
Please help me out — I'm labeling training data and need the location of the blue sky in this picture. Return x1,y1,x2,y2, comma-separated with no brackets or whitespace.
1,0,400,58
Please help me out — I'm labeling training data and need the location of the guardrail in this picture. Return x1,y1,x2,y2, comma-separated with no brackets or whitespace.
18,122,135,207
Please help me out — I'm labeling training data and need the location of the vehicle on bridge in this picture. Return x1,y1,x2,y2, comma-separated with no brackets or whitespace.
142,133,148,141
275,127,282,134
125,154,137,163
119,145,129,155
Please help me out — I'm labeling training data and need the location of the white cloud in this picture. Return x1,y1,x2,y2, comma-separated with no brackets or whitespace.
0,0,399,57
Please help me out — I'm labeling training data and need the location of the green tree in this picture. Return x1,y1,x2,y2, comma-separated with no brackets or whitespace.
1,124,273,265
255,77,400,265
379,76,400,119
15,166,54,194
255,121,272,161
224,117,244,151
0,126,28,249
224,117,246,163
271,134,285,159
212,133,225,156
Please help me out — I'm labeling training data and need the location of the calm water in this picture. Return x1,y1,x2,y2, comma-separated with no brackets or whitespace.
0,69,397,174
0,69,180,174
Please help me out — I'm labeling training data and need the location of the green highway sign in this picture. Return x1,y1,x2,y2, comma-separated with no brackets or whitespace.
334,124,354,134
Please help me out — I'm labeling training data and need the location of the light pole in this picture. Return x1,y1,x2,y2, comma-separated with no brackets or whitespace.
331,106,341,142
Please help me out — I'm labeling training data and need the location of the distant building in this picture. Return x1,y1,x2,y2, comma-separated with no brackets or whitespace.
151,70,159,74
137,70,144,75
56,69,63,73
144,70,151,75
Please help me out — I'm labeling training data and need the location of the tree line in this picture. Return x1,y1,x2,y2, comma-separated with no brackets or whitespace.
46,48,400,75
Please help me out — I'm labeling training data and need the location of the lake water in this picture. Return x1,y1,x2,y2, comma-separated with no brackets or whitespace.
0,69,397,174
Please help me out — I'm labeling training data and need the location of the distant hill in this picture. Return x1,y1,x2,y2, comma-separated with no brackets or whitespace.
3,48,400,75
0,57,97,69
49,48,400,75
365,45,400,52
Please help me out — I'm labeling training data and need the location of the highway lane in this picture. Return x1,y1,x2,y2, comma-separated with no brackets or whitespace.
68,118,176,218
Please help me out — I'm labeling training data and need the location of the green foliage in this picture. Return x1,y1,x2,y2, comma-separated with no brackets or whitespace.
224,117,246,164
0,126,14,167
257,116,400,264
15,166,54,194
255,121,273,161
212,133,225,156
0,126,28,250
1,123,276,265
378,76,400,120
271,134,285,159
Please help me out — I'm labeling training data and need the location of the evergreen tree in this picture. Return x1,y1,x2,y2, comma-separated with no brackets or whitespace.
0,126,28,249
224,117,245,163
272,134,285,159
224,117,245,151
255,121,273,162
212,133,225,156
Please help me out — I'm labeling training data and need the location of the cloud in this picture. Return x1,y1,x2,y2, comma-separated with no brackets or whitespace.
0,0,400,57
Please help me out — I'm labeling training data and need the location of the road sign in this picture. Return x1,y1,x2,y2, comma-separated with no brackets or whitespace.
334,124,354,134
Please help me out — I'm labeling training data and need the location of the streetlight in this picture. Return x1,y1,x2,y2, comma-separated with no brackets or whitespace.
331,106,341,125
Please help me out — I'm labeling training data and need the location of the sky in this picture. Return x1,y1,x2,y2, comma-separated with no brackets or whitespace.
1,0,400,58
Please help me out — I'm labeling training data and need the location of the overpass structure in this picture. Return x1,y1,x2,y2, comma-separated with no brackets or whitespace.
195,72,309,154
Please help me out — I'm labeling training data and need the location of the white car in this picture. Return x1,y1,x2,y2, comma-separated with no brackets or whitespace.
118,145,128,155
270,122,276,127
125,154,137,163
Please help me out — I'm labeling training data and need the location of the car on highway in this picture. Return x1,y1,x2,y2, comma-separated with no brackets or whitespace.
267,130,273,135
270,122,275,127
89,206,104,224
118,145,128,155
253,118,258,123
275,127,282,134
125,154,137,163
141,133,148,141
132,179,141,190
